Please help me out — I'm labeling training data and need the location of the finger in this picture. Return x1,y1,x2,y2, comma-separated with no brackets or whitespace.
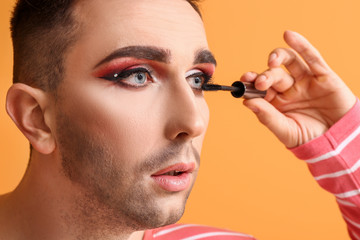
243,98,294,147
255,68,295,93
283,30,331,76
264,87,277,102
240,71,258,82
240,71,277,101
268,48,310,80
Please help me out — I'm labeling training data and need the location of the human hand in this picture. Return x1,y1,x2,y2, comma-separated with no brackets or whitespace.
242,31,357,148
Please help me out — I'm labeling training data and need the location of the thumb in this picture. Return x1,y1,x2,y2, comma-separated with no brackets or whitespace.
243,98,294,147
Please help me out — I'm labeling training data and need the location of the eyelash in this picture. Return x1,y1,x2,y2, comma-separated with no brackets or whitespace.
186,71,213,91
100,66,213,90
101,67,153,88
189,71,213,84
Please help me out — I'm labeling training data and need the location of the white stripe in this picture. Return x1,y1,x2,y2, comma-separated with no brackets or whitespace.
180,232,253,240
335,189,360,199
314,159,360,180
153,224,201,238
343,214,360,229
352,231,360,240
336,198,357,207
305,125,360,164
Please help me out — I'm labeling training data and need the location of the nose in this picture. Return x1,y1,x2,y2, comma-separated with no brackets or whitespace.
164,78,209,141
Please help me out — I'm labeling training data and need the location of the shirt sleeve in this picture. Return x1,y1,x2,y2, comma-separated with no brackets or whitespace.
143,224,257,240
290,99,360,240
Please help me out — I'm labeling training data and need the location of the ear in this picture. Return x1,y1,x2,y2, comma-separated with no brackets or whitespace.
6,83,55,154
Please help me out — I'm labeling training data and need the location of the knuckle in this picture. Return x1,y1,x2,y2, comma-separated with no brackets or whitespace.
270,48,286,57
303,54,320,65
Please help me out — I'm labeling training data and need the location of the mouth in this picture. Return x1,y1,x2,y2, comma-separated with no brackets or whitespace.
151,162,196,192
152,162,195,176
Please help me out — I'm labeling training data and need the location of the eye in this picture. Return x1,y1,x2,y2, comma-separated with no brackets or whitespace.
186,70,212,90
101,67,153,88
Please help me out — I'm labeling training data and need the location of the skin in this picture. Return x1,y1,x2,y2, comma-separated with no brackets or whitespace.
1,1,357,240
1,0,213,239
242,30,356,148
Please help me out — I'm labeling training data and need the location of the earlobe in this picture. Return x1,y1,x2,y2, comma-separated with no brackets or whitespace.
6,83,55,155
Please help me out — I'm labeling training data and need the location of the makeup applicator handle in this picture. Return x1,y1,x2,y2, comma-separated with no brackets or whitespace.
231,81,267,99
201,82,267,99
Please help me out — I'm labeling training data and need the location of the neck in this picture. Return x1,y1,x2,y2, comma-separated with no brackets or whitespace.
0,152,145,240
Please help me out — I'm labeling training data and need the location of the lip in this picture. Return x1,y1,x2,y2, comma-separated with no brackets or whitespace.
152,162,195,176
151,162,196,192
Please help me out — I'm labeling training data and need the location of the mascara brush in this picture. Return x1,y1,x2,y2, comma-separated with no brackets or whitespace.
201,84,238,92
202,81,267,99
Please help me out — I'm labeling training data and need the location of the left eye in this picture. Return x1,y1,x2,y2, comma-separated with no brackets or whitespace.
186,71,211,90
102,67,152,87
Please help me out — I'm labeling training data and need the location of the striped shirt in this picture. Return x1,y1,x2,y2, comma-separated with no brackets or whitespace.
292,99,360,240
144,224,256,239
144,99,360,239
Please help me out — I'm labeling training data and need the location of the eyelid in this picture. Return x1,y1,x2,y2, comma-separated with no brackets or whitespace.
98,63,154,80
191,63,216,76
185,69,203,78
120,65,153,77
93,57,160,79
186,69,213,82
117,67,151,80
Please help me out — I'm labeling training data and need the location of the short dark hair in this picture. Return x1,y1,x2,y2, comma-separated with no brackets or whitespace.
10,0,202,92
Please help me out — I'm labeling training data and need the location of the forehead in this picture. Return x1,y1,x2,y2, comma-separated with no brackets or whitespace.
71,0,208,62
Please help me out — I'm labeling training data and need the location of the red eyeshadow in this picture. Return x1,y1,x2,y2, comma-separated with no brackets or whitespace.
93,58,147,78
194,63,216,76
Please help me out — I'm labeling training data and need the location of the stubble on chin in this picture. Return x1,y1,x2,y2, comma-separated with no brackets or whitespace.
56,111,200,231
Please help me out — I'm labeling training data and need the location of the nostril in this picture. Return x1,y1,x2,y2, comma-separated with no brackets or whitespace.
175,132,190,139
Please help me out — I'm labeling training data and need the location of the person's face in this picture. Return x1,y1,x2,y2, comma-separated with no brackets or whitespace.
54,0,214,230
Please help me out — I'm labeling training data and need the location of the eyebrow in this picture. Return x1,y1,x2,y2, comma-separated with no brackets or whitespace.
94,46,171,68
94,45,217,68
193,49,217,67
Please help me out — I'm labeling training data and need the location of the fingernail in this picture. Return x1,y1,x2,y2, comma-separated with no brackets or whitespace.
257,75,267,83
269,53,277,62
247,72,257,79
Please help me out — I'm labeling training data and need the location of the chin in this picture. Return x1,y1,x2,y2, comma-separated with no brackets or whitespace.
132,189,192,230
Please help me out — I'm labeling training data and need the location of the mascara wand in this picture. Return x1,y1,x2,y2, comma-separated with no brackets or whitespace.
202,81,267,99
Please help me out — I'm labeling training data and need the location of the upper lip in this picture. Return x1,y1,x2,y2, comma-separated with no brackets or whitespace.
151,162,196,176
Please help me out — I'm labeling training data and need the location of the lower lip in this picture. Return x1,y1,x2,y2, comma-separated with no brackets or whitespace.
151,173,191,192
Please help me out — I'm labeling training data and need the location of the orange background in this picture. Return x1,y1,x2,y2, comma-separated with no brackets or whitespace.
1,0,360,239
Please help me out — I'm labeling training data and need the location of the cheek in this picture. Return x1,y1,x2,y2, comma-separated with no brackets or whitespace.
62,84,162,162
60,78,210,162
193,97,210,151
202,99,210,128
